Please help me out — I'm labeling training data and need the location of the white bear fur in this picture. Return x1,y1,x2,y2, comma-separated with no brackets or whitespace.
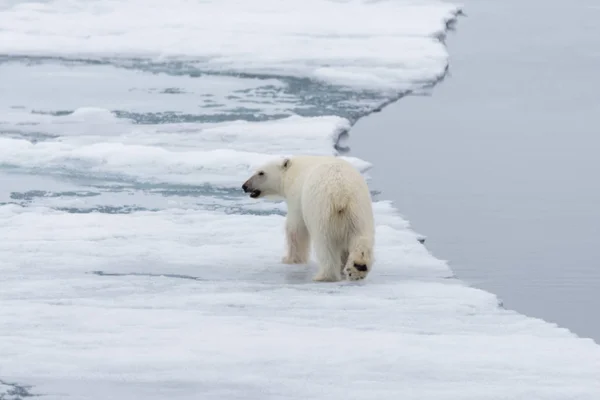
242,155,375,282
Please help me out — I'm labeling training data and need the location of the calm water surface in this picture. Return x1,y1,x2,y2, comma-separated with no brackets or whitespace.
350,0,600,342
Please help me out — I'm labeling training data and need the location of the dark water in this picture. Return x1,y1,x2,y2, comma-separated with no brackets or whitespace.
350,0,600,342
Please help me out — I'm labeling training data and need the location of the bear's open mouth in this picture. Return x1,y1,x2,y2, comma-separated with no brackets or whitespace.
250,190,261,198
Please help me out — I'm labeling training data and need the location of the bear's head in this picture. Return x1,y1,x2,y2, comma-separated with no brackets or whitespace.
242,157,291,199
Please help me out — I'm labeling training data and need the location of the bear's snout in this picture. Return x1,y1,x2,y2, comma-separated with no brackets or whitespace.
242,180,261,198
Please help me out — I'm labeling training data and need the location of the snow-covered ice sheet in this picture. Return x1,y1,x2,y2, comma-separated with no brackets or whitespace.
1,0,600,399
0,110,365,187
2,202,600,399
0,0,456,91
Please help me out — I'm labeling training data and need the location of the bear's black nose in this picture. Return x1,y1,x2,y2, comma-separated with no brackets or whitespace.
242,183,248,192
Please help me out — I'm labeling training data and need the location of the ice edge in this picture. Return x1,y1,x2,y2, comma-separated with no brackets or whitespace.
332,8,464,152
343,8,600,345
0,379,36,400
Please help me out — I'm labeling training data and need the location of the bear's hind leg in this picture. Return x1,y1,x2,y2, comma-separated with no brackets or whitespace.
312,237,342,282
343,235,373,281
282,217,310,264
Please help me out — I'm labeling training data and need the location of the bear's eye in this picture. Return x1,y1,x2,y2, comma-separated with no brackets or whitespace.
258,171,265,176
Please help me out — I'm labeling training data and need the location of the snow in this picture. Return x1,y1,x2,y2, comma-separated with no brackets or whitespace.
0,0,456,90
2,202,600,399
1,0,600,399
0,112,367,187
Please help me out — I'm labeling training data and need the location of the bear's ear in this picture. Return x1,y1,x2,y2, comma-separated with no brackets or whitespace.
281,158,291,170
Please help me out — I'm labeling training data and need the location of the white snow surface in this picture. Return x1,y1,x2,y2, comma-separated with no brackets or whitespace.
0,0,456,90
1,0,600,399
2,202,600,400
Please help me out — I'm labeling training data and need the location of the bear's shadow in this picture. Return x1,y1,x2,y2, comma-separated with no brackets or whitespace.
281,265,314,284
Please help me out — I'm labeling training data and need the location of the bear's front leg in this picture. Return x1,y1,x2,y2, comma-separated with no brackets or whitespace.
282,216,310,264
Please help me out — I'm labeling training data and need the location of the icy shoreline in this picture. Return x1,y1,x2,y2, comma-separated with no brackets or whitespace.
348,0,600,344
2,1,600,399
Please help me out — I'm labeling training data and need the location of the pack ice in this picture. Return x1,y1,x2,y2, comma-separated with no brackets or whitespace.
0,0,599,399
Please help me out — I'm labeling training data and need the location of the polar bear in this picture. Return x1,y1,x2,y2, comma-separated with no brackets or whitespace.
242,155,375,282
